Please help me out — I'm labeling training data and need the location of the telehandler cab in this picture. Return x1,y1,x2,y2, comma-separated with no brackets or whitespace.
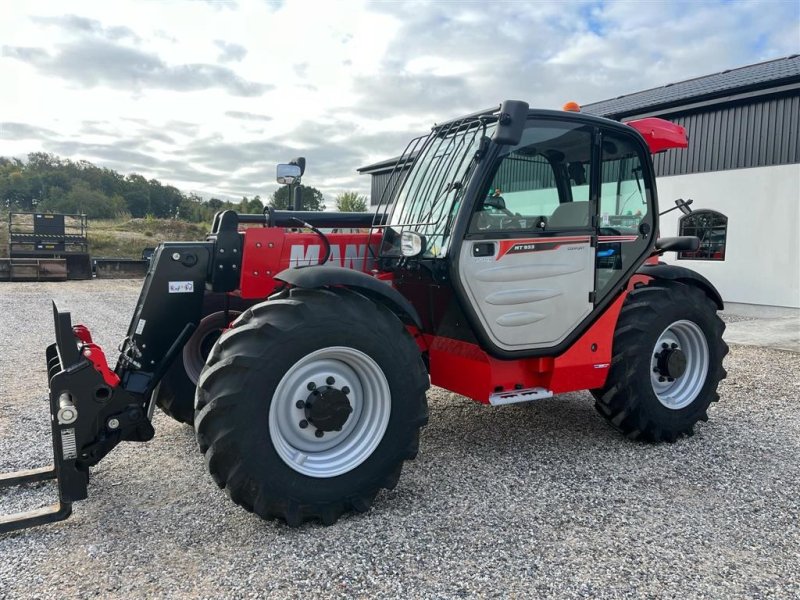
0,101,727,532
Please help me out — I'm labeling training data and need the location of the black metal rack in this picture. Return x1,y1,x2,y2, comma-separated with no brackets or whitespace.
8,212,89,258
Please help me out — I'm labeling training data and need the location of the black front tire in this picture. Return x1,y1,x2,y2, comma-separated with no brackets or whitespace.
194,287,429,526
592,281,728,442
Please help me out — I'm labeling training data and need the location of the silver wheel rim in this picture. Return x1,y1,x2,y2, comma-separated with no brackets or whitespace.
269,347,391,478
183,311,239,385
651,319,709,410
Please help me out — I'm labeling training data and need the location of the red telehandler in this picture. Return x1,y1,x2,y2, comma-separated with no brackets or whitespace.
0,101,726,532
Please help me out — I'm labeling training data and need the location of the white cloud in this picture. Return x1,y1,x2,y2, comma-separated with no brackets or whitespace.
0,0,797,202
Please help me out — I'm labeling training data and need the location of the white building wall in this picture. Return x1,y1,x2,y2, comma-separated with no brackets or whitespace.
656,164,800,308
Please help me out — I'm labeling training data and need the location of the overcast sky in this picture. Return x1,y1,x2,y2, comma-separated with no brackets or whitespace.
1,0,798,202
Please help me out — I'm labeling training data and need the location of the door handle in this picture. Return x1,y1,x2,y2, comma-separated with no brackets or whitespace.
472,242,495,257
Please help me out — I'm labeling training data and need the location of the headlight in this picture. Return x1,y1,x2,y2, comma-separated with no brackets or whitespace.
400,231,426,257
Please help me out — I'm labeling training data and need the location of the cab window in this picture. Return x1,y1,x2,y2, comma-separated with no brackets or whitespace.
469,120,593,233
599,136,649,229
595,131,654,298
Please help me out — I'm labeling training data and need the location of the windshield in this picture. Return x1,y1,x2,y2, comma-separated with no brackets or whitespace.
379,120,496,258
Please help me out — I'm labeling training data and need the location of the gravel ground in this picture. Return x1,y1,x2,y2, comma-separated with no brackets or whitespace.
1,280,798,599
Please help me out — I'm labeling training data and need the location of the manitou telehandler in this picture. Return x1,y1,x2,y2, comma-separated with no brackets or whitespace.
0,101,727,532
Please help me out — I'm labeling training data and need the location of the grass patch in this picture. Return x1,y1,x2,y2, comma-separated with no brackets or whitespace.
89,219,210,258
96,218,209,239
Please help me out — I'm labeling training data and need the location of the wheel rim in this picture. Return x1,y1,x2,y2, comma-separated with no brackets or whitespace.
269,347,391,478
651,319,709,410
183,311,239,385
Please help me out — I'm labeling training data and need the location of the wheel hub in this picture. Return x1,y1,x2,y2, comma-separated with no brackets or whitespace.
650,320,710,411
304,386,353,432
654,344,687,379
269,347,392,478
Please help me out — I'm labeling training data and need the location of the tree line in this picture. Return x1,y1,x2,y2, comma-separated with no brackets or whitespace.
0,153,368,222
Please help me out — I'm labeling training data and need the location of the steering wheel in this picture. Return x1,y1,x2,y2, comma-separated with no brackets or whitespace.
498,207,524,229
475,206,524,230
474,210,495,231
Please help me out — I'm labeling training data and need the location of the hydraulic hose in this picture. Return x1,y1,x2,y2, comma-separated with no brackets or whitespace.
290,217,332,265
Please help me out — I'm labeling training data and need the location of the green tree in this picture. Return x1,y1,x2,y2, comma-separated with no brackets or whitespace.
335,191,368,212
243,195,263,213
0,152,274,225
178,193,213,222
122,174,151,217
1,169,35,209
39,181,125,218
270,185,325,211
148,180,183,218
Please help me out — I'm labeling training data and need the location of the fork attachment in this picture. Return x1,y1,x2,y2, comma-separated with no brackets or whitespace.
0,242,215,534
1,304,156,534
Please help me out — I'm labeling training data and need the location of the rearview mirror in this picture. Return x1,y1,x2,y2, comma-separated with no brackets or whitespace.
277,164,302,185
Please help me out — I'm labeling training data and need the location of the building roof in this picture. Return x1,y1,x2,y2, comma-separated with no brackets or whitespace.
583,54,800,119
357,156,404,174
359,56,800,174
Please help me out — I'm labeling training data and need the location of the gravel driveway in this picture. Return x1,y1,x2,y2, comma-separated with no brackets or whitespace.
1,280,798,599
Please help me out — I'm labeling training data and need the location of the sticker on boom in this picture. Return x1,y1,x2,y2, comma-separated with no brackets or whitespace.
169,281,194,294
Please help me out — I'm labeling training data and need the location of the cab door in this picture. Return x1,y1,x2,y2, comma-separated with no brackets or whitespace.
594,128,656,301
457,119,597,353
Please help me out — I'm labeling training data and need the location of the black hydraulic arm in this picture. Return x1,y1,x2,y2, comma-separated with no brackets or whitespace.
117,242,213,393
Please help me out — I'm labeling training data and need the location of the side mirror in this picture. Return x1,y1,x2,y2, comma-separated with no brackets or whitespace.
676,198,694,215
659,198,694,217
492,100,529,146
655,236,700,253
277,163,302,185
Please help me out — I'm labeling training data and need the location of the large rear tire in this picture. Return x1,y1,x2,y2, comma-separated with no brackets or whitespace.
194,287,429,525
592,281,728,442
153,294,244,425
